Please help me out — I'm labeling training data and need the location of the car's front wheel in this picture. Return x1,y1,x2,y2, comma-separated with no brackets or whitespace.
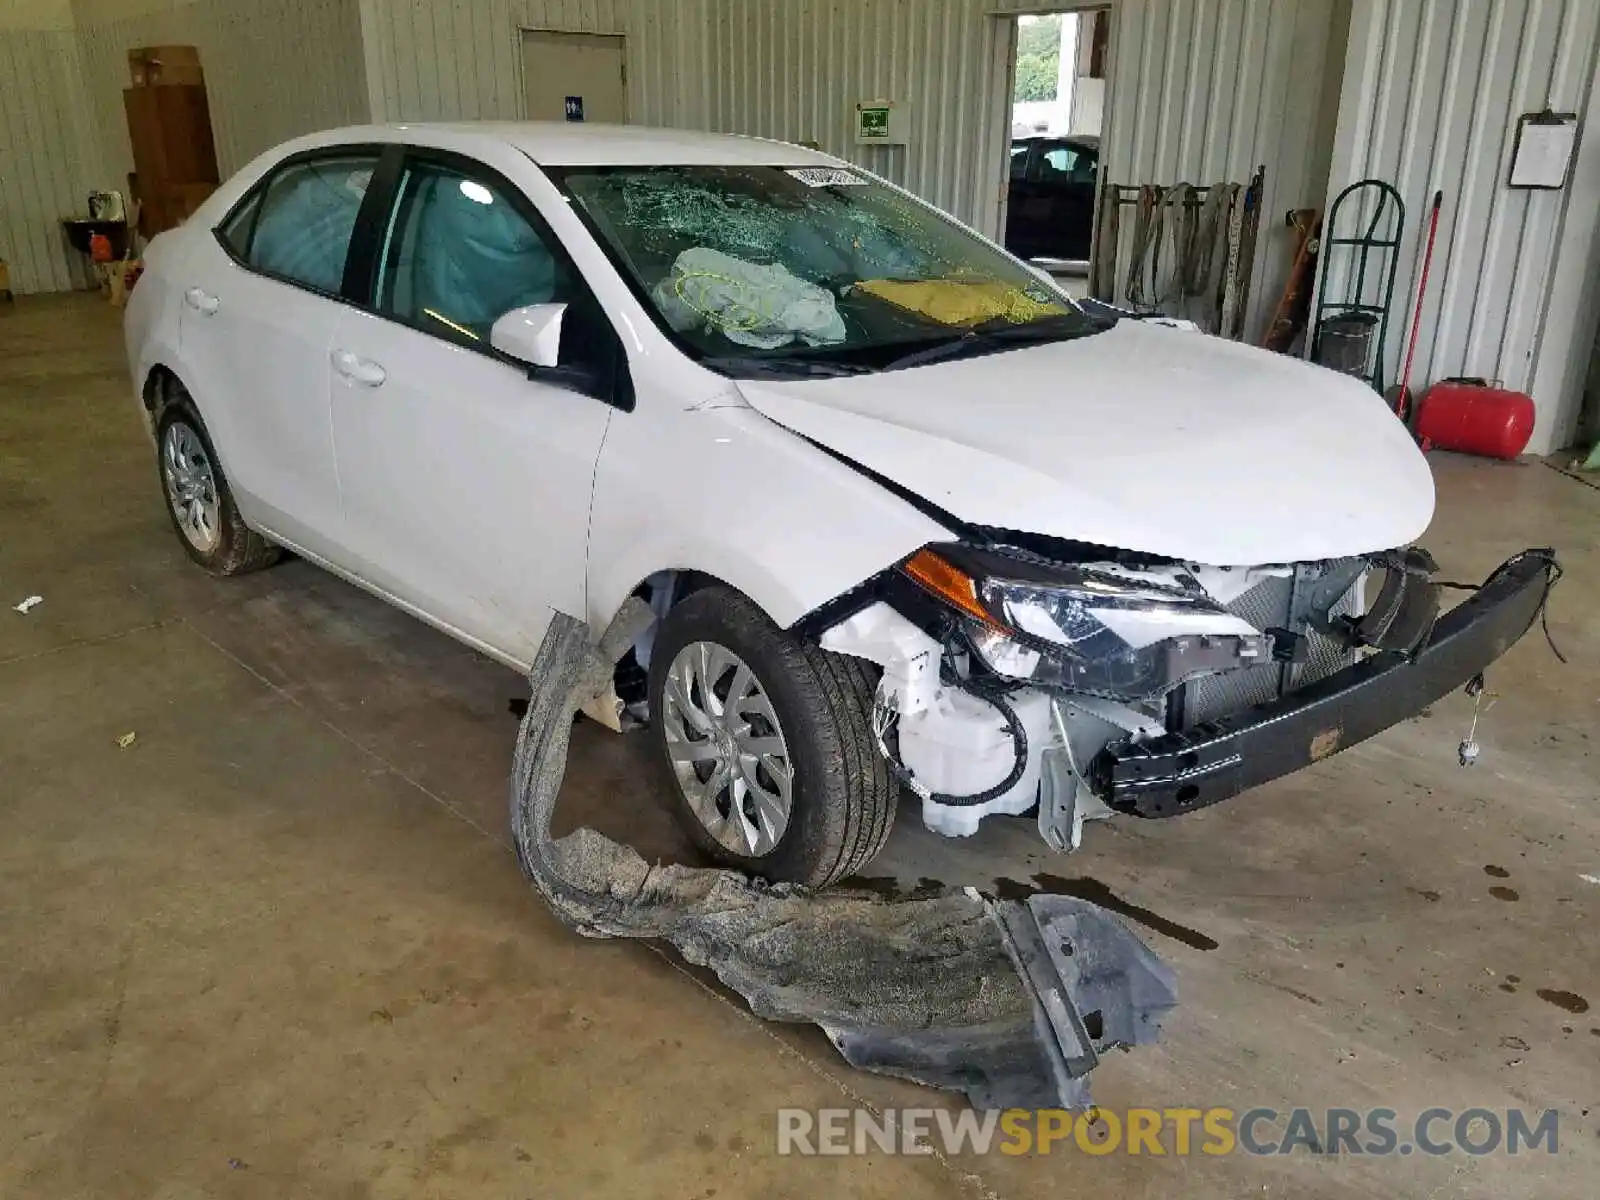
647,585,897,888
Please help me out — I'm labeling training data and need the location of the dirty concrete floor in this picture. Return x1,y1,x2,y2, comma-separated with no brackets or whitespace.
2,292,1595,1199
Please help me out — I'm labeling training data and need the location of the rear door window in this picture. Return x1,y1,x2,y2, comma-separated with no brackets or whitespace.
1042,145,1080,177
244,154,381,294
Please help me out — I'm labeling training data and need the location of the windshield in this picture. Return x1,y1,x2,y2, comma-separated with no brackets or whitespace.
549,163,1111,374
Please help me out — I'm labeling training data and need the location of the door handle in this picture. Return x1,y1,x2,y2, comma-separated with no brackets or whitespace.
331,349,387,387
184,287,219,315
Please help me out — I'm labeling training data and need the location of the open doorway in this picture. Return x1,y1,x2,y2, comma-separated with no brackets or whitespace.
1000,8,1111,290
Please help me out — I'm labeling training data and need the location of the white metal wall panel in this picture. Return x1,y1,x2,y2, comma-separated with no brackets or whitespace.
358,0,713,128
0,29,97,294
73,0,368,187
353,0,1336,344
1328,0,1600,451
700,0,1002,226
357,0,1003,226
1528,27,1600,448
1098,0,1342,342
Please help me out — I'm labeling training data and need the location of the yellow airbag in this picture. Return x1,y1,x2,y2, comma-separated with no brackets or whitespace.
854,278,1067,326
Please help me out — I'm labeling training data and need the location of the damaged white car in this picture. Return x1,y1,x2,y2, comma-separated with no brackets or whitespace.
126,123,1559,886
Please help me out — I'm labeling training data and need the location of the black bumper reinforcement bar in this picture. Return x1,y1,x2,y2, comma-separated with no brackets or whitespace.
1094,549,1560,819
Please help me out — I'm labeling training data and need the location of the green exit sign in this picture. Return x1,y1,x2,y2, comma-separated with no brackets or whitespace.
854,99,906,145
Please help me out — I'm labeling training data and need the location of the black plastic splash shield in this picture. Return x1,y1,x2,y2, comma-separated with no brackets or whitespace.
509,603,1177,1109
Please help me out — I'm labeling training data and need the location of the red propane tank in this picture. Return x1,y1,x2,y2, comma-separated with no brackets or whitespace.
1414,379,1534,460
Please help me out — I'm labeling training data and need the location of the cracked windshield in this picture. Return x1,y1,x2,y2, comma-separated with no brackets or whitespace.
554,164,1109,374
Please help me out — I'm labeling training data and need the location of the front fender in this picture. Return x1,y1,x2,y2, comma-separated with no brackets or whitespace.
586,403,949,633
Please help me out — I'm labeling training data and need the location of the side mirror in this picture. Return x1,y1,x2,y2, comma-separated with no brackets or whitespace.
490,302,567,369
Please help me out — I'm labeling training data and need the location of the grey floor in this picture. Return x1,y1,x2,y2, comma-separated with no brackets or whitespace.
3,292,1596,1198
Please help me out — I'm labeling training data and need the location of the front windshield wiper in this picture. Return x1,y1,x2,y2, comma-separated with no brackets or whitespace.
878,315,1106,374
702,355,874,379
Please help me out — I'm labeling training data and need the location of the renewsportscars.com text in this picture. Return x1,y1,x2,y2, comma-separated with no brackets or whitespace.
775,1106,1560,1157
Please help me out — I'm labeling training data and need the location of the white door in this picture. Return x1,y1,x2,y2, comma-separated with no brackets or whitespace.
326,154,619,665
521,30,626,124
178,150,382,556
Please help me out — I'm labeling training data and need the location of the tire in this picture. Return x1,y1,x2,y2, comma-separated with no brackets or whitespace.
154,392,281,577
647,585,897,888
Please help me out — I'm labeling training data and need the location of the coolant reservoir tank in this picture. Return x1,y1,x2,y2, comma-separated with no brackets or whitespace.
899,689,1053,837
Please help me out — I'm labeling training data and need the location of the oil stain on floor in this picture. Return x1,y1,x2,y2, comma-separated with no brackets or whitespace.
841,871,1220,951
1536,988,1590,1014
989,874,1220,952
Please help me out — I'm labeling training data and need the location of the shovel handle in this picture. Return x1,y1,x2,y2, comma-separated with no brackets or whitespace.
1396,190,1444,415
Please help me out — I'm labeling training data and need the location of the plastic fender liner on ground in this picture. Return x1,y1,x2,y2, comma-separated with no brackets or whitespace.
509,602,1178,1109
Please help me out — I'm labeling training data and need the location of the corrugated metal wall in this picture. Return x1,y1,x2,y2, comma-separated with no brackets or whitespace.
700,0,1009,234
0,27,97,294
360,0,992,215
358,0,1343,343
1086,0,1345,340
74,0,369,186
1328,0,1600,450
358,0,1004,227
358,0,716,129
704,0,1347,341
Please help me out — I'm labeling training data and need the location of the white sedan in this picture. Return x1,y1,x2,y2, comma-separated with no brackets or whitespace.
125,122,1555,886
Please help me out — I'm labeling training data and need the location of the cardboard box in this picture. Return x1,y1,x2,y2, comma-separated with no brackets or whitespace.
124,84,219,187
142,182,216,236
129,45,203,87
167,181,216,218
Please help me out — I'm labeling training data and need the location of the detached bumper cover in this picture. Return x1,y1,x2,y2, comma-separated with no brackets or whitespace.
1095,549,1559,818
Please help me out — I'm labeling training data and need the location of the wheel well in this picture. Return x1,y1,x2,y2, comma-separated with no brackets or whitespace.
141,364,180,431
640,569,715,605
611,570,750,708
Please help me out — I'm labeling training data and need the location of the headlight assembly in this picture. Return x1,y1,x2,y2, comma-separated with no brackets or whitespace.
900,546,1271,700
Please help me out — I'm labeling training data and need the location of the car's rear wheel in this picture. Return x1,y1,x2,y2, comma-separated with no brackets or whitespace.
647,585,897,888
155,394,281,576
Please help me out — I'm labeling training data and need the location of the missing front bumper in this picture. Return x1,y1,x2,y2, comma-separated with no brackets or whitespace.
1093,549,1560,818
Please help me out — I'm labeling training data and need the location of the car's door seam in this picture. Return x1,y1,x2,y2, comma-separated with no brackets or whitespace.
582,410,616,623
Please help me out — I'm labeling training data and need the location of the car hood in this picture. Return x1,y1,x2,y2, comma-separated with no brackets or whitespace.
738,321,1435,566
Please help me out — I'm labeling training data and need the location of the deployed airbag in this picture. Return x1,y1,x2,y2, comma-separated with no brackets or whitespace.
853,278,1067,326
651,247,847,349
251,159,372,294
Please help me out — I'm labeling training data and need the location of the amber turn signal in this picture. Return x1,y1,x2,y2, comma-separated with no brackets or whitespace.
900,548,1003,627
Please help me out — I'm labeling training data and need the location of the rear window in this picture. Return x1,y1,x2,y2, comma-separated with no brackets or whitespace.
216,189,262,259
233,153,380,294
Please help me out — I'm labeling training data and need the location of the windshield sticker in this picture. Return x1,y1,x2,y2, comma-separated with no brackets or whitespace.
785,167,867,187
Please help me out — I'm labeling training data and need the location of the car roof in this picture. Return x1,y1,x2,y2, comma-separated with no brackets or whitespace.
298,121,844,167
1014,134,1099,150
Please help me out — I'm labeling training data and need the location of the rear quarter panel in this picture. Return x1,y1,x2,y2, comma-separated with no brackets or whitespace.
123,230,192,438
